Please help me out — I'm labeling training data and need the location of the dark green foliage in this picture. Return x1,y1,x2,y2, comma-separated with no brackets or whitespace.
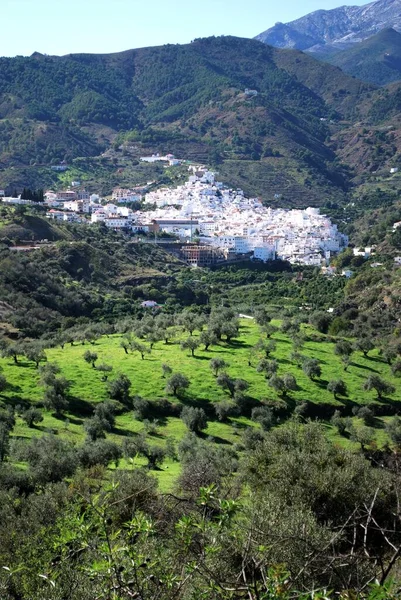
181,406,207,433
251,406,275,431
78,439,122,468
330,410,347,435
165,372,190,396
309,311,332,334
385,416,401,445
83,350,98,367
21,407,43,428
209,357,227,376
84,416,106,441
180,337,200,357
108,374,131,405
0,373,7,393
391,359,401,377
24,435,78,484
302,358,321,380
363,374,395,399
355,337,374,357
214,401,237,422
132,396,151,421
42,369,70,415
357,406,376,427
327,379,347,399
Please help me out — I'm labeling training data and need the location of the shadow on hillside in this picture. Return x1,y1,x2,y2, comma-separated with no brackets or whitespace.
199,432,231,445
113,426,137,437
352,362,380,374
68,396,94,417
366,356,386,365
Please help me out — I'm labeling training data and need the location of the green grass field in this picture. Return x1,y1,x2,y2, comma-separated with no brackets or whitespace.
1,319,400,488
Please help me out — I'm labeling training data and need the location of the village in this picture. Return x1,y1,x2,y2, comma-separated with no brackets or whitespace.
0,161,349,268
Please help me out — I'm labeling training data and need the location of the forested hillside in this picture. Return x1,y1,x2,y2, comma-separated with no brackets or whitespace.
0,35,389,207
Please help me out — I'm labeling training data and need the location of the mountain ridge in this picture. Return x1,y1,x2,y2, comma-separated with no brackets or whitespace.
255,0,401,56
0,35,375,207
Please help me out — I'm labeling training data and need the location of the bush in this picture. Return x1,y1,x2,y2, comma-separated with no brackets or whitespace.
78,440,122,468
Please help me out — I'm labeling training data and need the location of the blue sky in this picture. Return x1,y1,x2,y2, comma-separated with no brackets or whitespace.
3,0,368,57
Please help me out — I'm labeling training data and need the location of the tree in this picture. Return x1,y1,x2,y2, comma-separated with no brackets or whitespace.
302,358,321,380
43,376,70,415
357,406,375,427
25,435,78,483
0,374,7,394
216,373,242,398
0,423,10,462
132,396,151,421
199,330,217,351
385,416,401,446
209,358,227,377
350,424,375,450
355,337,375,357
181,406,207,434
94,401,116,431
180,337,200,357
290,351,304,367
120,338,130,354
214,401,236,422
21,407,43,428
178,312,203,336
281,319,300,336
254,307,271,327
78,439,122,469
0,343,21,364
262,323,278,339
268,374,295,398
310,312,332,334
108,374,131,405
335,340,353,360
84,416,106,441
391,359,401,377
327,379,347,399
251,406,275,431
257,359,278,378
83,350,98,368
130,340,150,360
143,445,166,469
161,363,172,378
330,410,347,435
382,346,397,365
24,343,47,368
221,321,239,343
255,339,276,358
97,363,113,381
363,375,395,399
166,373,190,397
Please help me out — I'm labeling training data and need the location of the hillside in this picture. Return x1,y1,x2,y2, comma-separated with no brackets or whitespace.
0,36,379,207
326,28,401,86
255,0,401,55
0,208,189,337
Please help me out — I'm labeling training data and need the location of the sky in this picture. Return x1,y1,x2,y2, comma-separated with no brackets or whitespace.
2,0,369,57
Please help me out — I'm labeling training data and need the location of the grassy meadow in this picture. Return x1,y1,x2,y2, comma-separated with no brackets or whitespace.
1,319,400,489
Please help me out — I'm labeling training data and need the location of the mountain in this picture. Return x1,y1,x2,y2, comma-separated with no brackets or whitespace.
255,0,401,56
0,36,374,207
326,28,401,86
